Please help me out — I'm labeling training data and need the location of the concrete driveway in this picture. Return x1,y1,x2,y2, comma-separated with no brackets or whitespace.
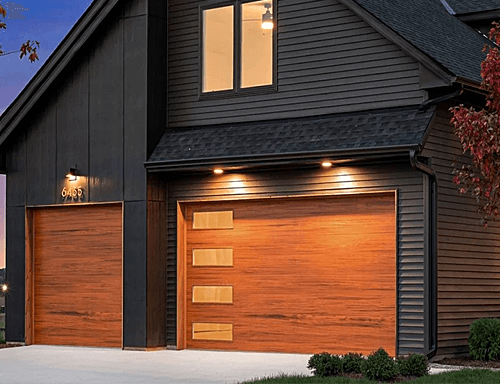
0,345,311,384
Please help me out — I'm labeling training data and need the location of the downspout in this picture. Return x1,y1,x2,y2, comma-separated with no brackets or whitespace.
410,150,438,358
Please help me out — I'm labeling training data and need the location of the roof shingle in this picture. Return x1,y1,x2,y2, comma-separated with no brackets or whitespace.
351,0,490,83
147,107,435,167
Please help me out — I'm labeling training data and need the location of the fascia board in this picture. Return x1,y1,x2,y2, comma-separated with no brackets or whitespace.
339,0,455,87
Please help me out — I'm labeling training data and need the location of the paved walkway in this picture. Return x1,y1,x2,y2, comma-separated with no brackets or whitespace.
0,345,311,384
0,345,485,384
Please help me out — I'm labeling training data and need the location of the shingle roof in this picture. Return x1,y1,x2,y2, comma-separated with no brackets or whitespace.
351,0,490,83
147,107,435,168
447,0,500,15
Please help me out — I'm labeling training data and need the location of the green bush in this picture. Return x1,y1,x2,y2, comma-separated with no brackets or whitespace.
0,332,5,344
469,318,500,360
342,352,365,373
397,354,429,377
362,348,397,381
307,353,343,377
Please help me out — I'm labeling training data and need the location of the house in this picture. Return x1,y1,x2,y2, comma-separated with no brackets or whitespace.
0,0,499,357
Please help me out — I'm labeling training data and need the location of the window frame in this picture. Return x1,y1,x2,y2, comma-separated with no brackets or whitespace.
199,0,277,99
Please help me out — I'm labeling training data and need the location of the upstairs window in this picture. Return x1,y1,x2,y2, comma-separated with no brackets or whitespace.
202,1,275,94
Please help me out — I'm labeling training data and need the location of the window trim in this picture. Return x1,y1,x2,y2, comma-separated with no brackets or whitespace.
198,0,277,99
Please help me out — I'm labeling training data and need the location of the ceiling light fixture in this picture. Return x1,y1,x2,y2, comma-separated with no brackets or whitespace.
322,161,333,168
214,168,224,175
261,3,273,30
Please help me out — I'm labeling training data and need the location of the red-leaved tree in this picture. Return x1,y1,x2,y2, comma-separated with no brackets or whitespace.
450,22,500,225
0,3,39,62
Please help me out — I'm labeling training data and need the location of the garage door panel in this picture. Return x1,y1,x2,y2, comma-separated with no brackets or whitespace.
183,193,396,354
31,204,122,348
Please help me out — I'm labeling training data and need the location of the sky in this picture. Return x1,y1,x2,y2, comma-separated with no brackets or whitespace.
0,0,92,268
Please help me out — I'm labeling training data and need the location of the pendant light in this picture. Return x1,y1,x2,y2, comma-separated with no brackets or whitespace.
261,3,273,30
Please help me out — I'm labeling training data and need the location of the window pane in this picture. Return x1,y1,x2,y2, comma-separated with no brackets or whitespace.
203,6,234,92
241,1,273,88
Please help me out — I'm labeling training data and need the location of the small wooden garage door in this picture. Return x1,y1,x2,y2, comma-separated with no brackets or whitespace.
180,193,396,355
28,204,122,347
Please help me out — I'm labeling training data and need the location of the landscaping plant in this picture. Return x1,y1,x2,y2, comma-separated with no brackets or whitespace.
397,353,429,377
469,318,500,360
361,348,398,381
342,352,365,373
306,352,343,377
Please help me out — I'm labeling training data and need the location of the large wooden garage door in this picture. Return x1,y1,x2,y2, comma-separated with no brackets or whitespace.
179,193,396,355
27,204,122,348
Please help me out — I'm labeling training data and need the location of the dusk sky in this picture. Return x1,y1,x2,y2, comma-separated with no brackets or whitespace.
0,0,92,268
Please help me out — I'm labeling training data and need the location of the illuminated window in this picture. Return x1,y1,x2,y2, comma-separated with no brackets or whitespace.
202,1,275,93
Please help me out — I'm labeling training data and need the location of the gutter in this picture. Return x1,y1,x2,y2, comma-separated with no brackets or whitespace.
409,150,438,359
418,85,463,112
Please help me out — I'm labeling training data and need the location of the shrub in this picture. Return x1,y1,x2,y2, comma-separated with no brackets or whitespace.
0,332,5,344
307,352,343,377
397,353,429,377
362,348,397,381
342,352,365,373
469,318,500,360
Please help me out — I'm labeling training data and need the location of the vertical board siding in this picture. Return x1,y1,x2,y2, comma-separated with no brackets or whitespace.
422,107,500,357
167,0,423,127
165,162,426,354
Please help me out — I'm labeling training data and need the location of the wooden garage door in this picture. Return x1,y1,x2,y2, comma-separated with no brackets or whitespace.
180,193,396,355
28,204,122,347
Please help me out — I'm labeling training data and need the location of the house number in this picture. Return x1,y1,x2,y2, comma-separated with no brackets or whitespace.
61,186,84,198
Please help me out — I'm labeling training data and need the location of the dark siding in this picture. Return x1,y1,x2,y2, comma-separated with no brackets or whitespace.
123,200,147,347
422,107,500,357
167,0,424,127
124,14,147,202
5,206,25,342
89,15,124,203
165,162,426,354
26,103,57,206
56,60,90,204
5,133,26,208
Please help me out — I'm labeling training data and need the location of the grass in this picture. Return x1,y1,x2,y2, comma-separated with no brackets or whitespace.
240,369,500,384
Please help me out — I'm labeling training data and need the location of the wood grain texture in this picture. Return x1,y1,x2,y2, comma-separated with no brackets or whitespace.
167,163,426,353
422,106,500,356
31,204,122,347
181,193,396,355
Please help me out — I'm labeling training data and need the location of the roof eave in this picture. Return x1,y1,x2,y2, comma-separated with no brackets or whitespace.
144,144,421,173
0,0,120,146
339,0,456,87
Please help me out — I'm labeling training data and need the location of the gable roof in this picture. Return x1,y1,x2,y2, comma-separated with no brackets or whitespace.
446,0,500,15
0,0,119,146
345,0,490,84
146,106,436,171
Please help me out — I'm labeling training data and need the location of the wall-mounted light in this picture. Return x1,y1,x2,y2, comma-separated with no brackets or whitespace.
66,165,78,181
261,3,273,30
214,168,224,175
2,284,7,293
322,161,333,168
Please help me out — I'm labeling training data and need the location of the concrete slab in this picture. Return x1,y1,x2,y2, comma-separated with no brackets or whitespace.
0,346,311,384
0,345,486,384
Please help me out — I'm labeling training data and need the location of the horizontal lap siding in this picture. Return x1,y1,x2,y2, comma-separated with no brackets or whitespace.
165,163,425,354
167,0,423,127
422,107,500,357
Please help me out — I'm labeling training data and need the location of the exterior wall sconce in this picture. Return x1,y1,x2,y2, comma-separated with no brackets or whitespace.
322,161,333,168
2,284,7,293
261,3,273,30
214,168,224,175
66,165,78,181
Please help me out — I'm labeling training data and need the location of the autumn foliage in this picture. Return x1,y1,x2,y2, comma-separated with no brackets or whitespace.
0,3,39,62
450,22,500,223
